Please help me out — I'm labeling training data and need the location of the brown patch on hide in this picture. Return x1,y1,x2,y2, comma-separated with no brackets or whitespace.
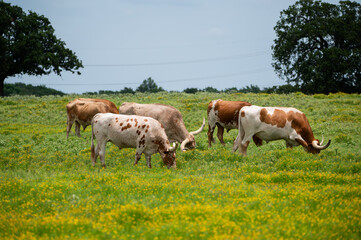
211,100,252,126
144,119,148,122
241,111,245,117
287,111,315,144
120,123,123,126
139,134,146,147
259,108,287,128
152,139,167,152
121,123,132,131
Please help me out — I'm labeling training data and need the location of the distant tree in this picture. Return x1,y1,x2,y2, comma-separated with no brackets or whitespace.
239,85,261,93
4,82,64,96
120,87,135,94
183,88,198,94
203,86,219,93
263,84,301,94
0,2,83,97
272,0,361,94
224,87,238,93
136,78,164,93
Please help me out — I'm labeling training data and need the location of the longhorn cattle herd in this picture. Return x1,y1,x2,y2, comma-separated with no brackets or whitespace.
66,98,331,169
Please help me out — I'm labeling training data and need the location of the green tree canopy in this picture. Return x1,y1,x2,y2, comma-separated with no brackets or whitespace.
136,78,164,93
272,0,361,94
0,1,83,96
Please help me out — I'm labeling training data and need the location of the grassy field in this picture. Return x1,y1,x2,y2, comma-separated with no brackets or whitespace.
0,92,360,239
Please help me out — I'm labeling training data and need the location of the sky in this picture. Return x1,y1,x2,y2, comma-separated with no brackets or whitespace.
6,0,341,94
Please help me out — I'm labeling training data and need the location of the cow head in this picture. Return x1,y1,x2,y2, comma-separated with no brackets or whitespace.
180,118,206,151
161,143,178,169
301,136,331,154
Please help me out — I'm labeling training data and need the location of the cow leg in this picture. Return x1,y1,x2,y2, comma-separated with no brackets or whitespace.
66,118,74,139
146,155,152,168
240,132,254,156
75,121,81,137
240,141,250,156
286,141,293,148
91,143,101,166
253,135,263,147
134,151,142,166
207,124,216,147
98,141,107,168
233,125,245,153
216,123,225,145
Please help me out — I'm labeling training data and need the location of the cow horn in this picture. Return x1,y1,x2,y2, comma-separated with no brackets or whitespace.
312,136,331,150
168,142,178,152
180,138,191,152
190,118,206,136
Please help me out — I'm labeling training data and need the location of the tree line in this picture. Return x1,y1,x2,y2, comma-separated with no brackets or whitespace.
4,78,302,96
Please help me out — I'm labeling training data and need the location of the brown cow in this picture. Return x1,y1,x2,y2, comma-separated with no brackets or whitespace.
66,98,119,138
118,102,205,151
207,99,262,147
233,105,331,155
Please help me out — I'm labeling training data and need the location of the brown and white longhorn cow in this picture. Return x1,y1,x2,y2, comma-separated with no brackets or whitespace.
207,99,262,147
118,102,205,151
66,98,119,138
233,106,331,155
91,113,178,168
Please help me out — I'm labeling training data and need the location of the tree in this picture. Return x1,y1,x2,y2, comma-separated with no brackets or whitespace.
136,77,164,93
4,82,64,96
272,0,361,94
203,86,219,93
183,88,198,94
239,84,261,93
120,87,135,94
0,2,83,96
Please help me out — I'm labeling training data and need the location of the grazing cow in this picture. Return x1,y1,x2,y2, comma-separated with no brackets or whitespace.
233,106,331,155
118,102,205,151
91,113,178,168
207,99,262,147
66,98,119,138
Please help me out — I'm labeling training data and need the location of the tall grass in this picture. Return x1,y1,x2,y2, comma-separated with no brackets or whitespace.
0,92,360,239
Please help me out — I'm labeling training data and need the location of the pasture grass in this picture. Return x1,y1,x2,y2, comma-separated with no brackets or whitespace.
0,92,360,239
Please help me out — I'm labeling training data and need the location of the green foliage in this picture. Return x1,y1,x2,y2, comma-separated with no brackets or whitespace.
272,0,361,94
136,77,164,93
0,1,83,96
4,82,65,96
0,92,360,239
183,87,199,94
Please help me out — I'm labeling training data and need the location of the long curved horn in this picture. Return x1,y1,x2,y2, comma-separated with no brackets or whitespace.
312,137,331,150
190,118,206,135
168,142,179,152
180,138,191,152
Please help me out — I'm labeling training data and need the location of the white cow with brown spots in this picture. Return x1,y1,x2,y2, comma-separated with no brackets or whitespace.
233,106,331,155
118,102,205,151
66,98,119,138
91,113,178,168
